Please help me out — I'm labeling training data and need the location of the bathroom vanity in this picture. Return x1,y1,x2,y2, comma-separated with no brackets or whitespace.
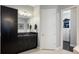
17,32,38,53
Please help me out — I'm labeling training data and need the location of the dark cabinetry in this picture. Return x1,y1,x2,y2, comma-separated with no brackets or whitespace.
1,6,18,54
17,33,38,53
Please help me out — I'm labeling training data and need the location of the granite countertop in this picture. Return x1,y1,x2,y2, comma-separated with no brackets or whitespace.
18,32,37,37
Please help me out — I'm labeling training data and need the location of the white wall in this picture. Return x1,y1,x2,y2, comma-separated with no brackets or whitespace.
29,6,40,48
70,7,77,47
56,6,61,48
77,6,79,46
29,6,40,32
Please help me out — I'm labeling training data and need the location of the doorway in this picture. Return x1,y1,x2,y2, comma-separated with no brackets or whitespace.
61,6,77,52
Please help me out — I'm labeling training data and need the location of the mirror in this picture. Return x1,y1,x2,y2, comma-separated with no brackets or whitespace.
17,6,33,33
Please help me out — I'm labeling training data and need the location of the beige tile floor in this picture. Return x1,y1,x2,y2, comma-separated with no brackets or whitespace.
19,49,74,54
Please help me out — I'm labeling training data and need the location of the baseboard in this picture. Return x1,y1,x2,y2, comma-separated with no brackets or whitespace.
39,47,61,50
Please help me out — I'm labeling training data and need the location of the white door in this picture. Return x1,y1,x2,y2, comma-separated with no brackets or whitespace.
40,9,57,49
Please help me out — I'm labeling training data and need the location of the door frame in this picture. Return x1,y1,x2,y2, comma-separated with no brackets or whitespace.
60,6,77,49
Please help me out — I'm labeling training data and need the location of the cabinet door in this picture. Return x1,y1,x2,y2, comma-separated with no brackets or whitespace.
1,6,17,54
17,36,28,52
29,35,37,48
